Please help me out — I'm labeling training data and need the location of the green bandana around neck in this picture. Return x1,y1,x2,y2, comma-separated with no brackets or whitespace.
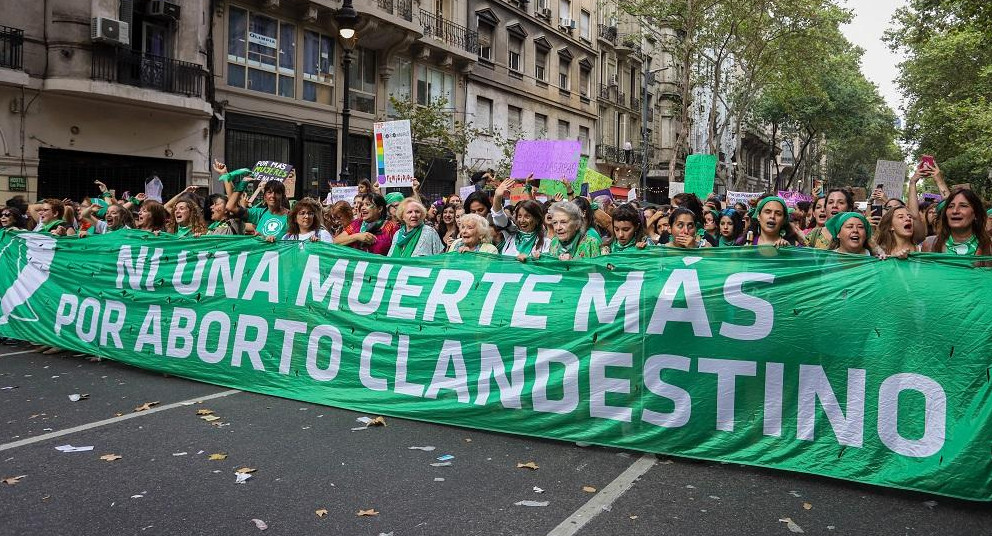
610,237,638,252
945,234,979,256
41,219,65,233
507,230,539,255
718,235,737,247
391,223,424,257
361,219,385,234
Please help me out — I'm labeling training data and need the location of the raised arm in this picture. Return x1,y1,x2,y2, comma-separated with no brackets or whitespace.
165,185,199,211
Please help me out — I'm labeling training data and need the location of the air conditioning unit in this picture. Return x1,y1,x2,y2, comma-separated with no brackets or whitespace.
560,18,575,29
91,17,130,46
609,74,619,86
148,0,181,20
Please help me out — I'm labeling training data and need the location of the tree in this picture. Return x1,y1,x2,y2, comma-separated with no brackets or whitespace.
886,0,992,195
386,96,482,180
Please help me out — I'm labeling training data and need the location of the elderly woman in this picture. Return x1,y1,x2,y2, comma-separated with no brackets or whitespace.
548,201,601,260
826,212,874,256
342,193,399,255
389,197,444,257
448,213,498,254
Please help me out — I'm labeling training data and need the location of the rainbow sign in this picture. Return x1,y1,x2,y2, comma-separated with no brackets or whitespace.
372,120,414,187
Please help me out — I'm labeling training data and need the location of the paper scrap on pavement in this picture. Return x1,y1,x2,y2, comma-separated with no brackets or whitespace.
315,509,328,518
55,445,94,452
2,475,26,485
357,509,379,517
514,500,550,507
100,454,123,461
430,462,452,467
516,462,539,470
533,487,544,494
408,446,436,451
251,518,267,530
779,518,805,533
68,393,89,402
235,473,252,484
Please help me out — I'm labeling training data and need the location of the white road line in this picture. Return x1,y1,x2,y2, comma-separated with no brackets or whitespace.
0,350,40,357
0,389,242,452
547,454,657,536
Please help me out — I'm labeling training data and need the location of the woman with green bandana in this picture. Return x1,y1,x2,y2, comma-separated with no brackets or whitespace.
717,209,745,247
665,208,709,249
571,196,604,243
29,198,72,236
826,212,874,256
604,204,653,254
746,196,804,247
496,200,549,261
205,194,244,235
548,201,601,260
343,193,399,255
389,198,444,257
81,203,133,235
448,213,498,254
171,198,208,238
805,189,853,248
384,191,405,223
921,188,991,255
215,160,289,239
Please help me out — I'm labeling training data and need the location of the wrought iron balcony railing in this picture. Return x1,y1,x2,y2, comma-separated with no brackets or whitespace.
596,144,644,166
598,24,617,45
419,10,478,53
0,25,24,70
377,0,413,22
91,47,206,98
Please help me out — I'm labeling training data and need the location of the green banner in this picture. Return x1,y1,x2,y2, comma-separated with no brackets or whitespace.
1,230,990,501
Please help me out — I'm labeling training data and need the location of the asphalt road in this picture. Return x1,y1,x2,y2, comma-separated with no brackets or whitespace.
2,343,990,536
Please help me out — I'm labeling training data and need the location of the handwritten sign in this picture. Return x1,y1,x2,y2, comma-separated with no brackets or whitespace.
509,140,582,181
668,182,684,197
726,191,763,207
374,120,415,188
873,160,908,199
776,190,814,208
252,161,293,183
326,185,359,205
684,154,718,198
458,185,477,202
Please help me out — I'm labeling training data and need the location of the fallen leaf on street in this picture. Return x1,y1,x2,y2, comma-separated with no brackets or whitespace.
778,517,805,533
196,409,214,416
516,462,539,470
802,502,812,510
315,509,328,518
134,401,160,412
200,415,220,422
251,518,267,530
582,486,597,493
357,509,379,517
368,416,386,427
208,453,228,460
235,467,256,474
100,454,123,462
113,413,123,417
2,475,26,485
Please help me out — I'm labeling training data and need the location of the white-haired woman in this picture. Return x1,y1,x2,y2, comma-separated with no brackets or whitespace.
548,201,601,260
447,213,498,254
388,197,445,257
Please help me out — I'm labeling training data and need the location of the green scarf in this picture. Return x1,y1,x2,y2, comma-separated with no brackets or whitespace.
175,226,192,238
360,219,385,234
41,219,65,233
718,236,738,247
208,221,222,231
610,237,638,253
945,234,979,256
507,231,539,255
391,224,424,258
557,233,583,257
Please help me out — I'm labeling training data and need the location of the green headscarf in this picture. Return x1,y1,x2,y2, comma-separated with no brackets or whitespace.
825,212,872,242
754,196,789,216
89,198,109,219
384,192,405,205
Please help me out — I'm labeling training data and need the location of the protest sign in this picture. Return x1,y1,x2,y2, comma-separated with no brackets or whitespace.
374,120,415,188
684,154,718,198
627,188,636,202
777,191,814,208
510,140,582,181
727,191,763,207
668,181,684,197
509,186,530,204
326,186,359,205
2,231,991,501
537,180,568,200
873,160,908,199
583,168,613,193
459,185,477,202
252,161,293,183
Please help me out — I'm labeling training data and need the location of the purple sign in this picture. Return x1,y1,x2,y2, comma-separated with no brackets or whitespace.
777,190,814,208
509,140,582,181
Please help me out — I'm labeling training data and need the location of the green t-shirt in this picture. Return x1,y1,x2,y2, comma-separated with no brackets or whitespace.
247,208,288,238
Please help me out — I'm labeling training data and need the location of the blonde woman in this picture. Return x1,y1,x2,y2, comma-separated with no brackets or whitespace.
447,213,498,254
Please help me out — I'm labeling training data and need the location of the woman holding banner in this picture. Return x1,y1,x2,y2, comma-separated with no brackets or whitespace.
276,198,332,243
389,198,445,257
921,188,991,255
717,209,745,247
876,206,920,258
746,196,804,247
604,204,652,254
343,193,399,255
134,199,172,235
491,178,548,260
826,212,874,256
805,189,853,249
448,213,498,254
548,201,601,260
665,208,709,249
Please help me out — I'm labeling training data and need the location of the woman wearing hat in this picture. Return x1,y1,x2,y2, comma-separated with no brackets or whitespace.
388,197,445,257
826,212,874,256
747,196,805,247
343,193,399,255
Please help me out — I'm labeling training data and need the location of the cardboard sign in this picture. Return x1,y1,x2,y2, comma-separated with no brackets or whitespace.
252,161,293,183
458,185,477,202
684,154,718,198
583,168,613,193
508,186,530,204
668,182,684,197
873,160,908,199
726,191,763,207
374,120,415,188
509,140,582,181
851,187,867,202
326,185,359,205
776,190,814,208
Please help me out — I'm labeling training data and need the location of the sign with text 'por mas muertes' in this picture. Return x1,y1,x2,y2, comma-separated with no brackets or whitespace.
2,230,992,501
510,140,582,181
374,120,415,188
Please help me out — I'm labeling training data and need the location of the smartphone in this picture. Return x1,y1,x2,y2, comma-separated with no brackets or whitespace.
918,155,935,171
871,204,883,218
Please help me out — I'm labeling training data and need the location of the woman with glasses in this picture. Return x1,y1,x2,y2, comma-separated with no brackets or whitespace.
0,207,24,230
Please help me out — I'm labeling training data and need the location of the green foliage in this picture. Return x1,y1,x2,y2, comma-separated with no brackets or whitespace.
387,95,482,178
886,0,992,195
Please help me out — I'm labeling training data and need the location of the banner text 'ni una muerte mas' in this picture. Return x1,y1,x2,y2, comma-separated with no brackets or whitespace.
1,230,990,500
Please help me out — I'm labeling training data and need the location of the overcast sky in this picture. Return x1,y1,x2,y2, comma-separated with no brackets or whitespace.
840,0,907,116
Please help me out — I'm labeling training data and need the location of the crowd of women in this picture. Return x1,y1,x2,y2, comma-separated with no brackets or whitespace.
2,159,991,263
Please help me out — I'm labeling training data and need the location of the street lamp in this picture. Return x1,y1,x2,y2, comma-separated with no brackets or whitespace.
335,0,359,183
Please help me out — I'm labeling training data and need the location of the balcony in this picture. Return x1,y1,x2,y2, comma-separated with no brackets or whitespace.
629,96,641,111
598,24,617,46
377,0,413,21
598,84,625,107
596,144,644,166
0,25,24,70
418,10,478,54
91,47,206,98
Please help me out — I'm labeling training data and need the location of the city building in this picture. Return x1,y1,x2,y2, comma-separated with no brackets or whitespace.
0,0,212,203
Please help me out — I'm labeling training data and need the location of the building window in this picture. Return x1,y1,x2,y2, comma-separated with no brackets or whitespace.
534,113,547,138
302,30,333,104
349,47,376,114
508,37,522,73
580,10,590,40
478,20,493,61
558,59,569,91
386,56,413,117
579,67,590,97
476,97,493,132
579,126,590,155
535,49,547,82
558,119,570,140
417,65,455,105
227,6,296,98
508,105,523,133
559,0,572,22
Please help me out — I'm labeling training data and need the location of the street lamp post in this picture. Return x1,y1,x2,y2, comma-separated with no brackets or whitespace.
335,0,359,184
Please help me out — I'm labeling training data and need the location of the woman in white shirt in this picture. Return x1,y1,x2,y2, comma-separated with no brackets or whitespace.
273,198,333,242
